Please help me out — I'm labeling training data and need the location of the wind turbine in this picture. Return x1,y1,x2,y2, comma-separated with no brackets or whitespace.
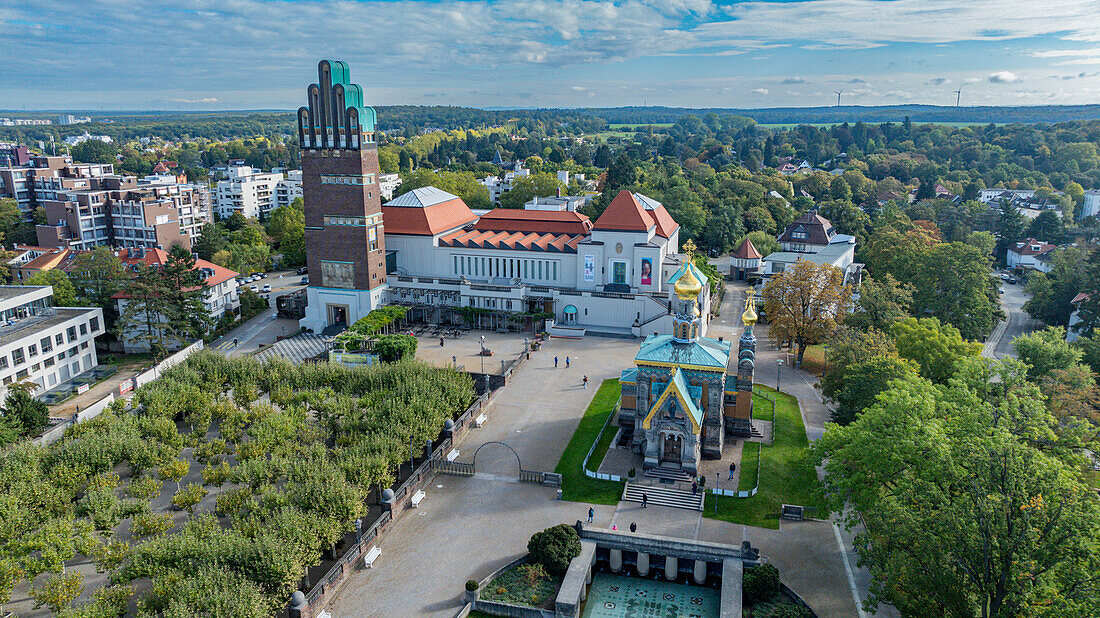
834,90,843,107
954,86,962,107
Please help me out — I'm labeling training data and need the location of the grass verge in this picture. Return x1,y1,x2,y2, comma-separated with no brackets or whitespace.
704,386,824,529
554,378,625,505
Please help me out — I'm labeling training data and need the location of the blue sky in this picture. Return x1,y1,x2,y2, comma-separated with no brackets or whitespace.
2,0,1100,110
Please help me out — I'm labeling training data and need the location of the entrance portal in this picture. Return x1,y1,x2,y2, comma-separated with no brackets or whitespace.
661,433,683,464
327,304,348,327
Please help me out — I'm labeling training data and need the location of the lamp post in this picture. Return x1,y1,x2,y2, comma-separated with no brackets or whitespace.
480,335,486,374
715,472,720,514
776,357,783,394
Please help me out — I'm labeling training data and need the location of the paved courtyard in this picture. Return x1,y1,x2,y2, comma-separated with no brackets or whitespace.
412,329,530,375
325,308,895,618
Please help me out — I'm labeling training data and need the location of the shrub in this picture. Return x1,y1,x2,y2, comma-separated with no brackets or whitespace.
128,475,162,501
750,599,812,618
465,580,479,592
744,563,780,605
527,524,581,576
172,483,208,513
131,512,174,539
375,334,417,362
519,563,548,586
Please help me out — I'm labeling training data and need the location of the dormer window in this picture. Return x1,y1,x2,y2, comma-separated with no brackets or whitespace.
791,231,808,239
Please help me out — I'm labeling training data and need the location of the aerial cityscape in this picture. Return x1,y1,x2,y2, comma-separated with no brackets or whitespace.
3,2,1100,617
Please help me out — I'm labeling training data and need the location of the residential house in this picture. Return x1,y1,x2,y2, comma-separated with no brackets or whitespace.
1006,238,1057,273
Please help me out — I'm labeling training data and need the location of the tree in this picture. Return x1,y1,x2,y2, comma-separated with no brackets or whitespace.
736,231,780,258
527,524,581,576
762,260,852,366
2,382,49,438
816,373,1100,617
995,201,1028,260
845,274,913,332
70,139,115,164
604,152,636,192
498,173,564,210
0,198,22,246
909,242,1000,340
159,458,190,493
889,317,982,383
67,247,126,318
266,201,305,267
1011,326,1083,379
593,144,612,168
224,211,248,232
1028,209,1065,244
191,223,228,261
25,270,77,306
829,356,920,425
29,572,83,614
829,176,852,201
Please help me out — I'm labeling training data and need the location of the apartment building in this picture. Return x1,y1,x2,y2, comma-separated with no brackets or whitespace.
477,165,530,204
112,248,238,353
215,164,282,219
36,177,210,252
379,172,402,200
0,285,104,400
275,169,303,209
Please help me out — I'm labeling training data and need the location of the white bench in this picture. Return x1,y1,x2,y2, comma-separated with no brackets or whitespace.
363,546,382,568
411,489,427,508
446,449,460,462
475,413,488,427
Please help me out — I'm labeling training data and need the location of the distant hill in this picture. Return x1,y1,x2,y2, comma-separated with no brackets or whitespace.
580,104,1100,125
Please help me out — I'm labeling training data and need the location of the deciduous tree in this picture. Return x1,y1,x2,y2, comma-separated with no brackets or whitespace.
762,259,852,366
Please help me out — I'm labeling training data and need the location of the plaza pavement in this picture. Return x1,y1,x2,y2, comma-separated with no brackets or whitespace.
326,284,897,618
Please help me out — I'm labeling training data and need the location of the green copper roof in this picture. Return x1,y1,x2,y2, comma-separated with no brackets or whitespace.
620,368,638,384
635,334,730,369
322,59,376,132
669,261,709,289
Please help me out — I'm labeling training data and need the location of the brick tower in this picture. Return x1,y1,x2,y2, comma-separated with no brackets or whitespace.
727,290,756,437
297,60,388,332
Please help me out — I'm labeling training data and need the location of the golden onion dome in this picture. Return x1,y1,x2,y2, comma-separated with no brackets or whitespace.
675,266,703,299
742,290,758,326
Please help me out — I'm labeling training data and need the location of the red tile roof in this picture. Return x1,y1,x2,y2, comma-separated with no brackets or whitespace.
594,190,652,232
382,196,478,236
112,248,237,298
1011,238,1057,257
732,238,762,259
593,191,679,238
474,209,593,235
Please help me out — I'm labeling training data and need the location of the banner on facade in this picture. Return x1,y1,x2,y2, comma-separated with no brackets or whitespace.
584,255,595,282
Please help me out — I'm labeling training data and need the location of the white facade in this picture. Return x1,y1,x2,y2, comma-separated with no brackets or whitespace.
300,286,386,334
524,195,586,211
379,173,402,201
1082,190,1100,219
275,170,303,209
0,286,103,400
478,167,530,204
215,165,283,219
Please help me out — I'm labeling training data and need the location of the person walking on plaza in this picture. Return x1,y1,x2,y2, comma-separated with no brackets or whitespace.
566,356,570,368
587,507,594,523
641,492,648,508
729,461,737,480
629,522,636,533
583,375,588,389
440,336,445,347
555,356,559,368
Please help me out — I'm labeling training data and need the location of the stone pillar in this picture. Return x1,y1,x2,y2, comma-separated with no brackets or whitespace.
609,549,622,572
665,556,678,581
694,559,707,585
637,552,649,577
288,591,308,618
381,488,395,514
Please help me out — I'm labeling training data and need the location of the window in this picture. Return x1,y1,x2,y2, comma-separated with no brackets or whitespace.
79,323,87,336
612,261,627,285
67,326,77,342
11,348,24,366
28,344,37,357
81,342,88,350
44,357,54,368
0,356,7,369
56,333,64,345
16,370,27,380
31,363,40,372
68,347,78,358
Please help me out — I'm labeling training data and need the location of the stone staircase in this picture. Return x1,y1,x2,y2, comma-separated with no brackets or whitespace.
643,463,694,484
622,482,704,511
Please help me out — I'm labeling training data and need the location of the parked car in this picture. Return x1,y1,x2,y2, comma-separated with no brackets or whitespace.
296,267,308,275
999,288,1006,294
300,276,309,285
262,284,272,293
999,273,1010,280
250,284,259,292
1007,277,1017,284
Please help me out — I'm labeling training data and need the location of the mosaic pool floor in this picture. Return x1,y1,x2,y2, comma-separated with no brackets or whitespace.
581,572,720,618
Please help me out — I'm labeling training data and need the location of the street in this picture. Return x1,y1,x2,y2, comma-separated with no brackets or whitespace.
209,269,305,356
984,276,1041,359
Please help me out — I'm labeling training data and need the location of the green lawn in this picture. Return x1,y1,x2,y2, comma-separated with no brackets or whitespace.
554,379,625,505
737,441,761,491
704,386,824,529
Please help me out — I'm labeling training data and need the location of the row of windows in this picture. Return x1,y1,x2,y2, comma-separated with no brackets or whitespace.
320,174,375,185
468,297,514,310
0,319,97,371
453,255,559,282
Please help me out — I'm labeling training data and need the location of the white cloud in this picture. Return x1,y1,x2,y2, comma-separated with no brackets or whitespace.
782,77,806,84
170,97,218,104
751,88,769,95
988,71,1019,83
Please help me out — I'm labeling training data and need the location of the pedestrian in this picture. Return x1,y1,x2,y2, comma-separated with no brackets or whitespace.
629,522,637,533
691,480,698,495
587,507,594,523
440,336,445,347
555,356,559,368
233,338,238,347
728,461,737,480
583,375,588,389
641,493,648,508
612,524,617,531
566,356,570,368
